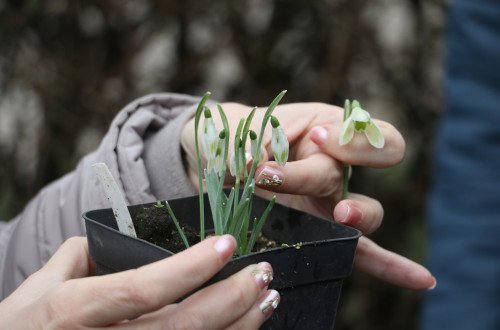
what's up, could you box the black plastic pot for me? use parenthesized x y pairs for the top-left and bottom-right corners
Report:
(84, 193), (361, 329)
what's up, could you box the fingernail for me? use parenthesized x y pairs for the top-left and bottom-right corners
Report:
(213, 235), (235, 261)
(334, 202), (362, 226)
(260, 290), (280, 319)
(256, 166), (283, 187)
(427, 277), (437, 290)
(310, 126), (328, 146)
(252, 262), (274, 290)
(334, 203), (350, 223)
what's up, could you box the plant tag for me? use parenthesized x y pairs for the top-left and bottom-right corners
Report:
(92, 162), (137, 237)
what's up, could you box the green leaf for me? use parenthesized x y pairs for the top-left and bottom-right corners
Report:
(222, 188), (235, 231)
(246, 196), (276, 254)
(165, 201), (190, 249)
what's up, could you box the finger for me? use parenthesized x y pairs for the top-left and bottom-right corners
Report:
(123, 292), (279, 330)
(354, 236), (436, 290)
(56, 235), (236, 327)
(40, 237), (95, 281)
(254, 154), (343, 197)
(310, 122), (406, 167)
(333, 193), (384, 234)
(226, 290), (280, 330)
(165, 262), (275, 330)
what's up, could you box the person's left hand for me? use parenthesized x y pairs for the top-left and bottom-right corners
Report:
(181, 101), (436, 291)
(0, 236), (278, 329)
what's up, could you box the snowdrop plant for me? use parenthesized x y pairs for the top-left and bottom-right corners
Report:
(93, 91), (289, 257)
(339, 99), (384, 199)
(186, 90), (289, 256)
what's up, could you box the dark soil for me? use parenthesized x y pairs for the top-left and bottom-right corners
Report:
(131, 204), (279, 254)
(252, 232), (279, 252)
(132, 204), (199, 253)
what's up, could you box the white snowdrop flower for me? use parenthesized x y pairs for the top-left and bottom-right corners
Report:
(210, 130), (226, 176)
(202, 107), (218, 162)
(339, 106), (384, 149)
(270, 116), (289, 166)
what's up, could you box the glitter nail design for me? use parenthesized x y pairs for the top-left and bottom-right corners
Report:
(260, 290), (280, 315)
(258, 173), (282, 186)
(252, 266), (274, 289)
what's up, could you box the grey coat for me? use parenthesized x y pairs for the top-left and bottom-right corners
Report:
(0, 93), (205, 299)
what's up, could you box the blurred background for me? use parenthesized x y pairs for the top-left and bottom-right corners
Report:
(0, 0), (447, 328)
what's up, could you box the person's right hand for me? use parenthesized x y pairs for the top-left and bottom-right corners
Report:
(0, 236), (278, 329)
(181, 101), (435, 291)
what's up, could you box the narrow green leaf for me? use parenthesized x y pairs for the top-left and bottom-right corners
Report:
(222, 188), (235, 231)
(246, 196), (276, 254)
(228, 197), (251, 237)
(165, 201), (190, 249)
(205, 168), (223, 234)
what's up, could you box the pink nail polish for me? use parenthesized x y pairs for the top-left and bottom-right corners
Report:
(252, 262), (274, 290)
(257, 167), (284, 186)
(260, 290), (280, 318)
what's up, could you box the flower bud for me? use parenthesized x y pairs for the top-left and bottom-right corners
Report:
(270, 116), (289, 166)
(249, 130), (264, 164)
(202, 107), (218, 162)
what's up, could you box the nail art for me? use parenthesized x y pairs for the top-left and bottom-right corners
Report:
(252, 263), (274, 290)
(260, 290), (280, 317)
(257, 167), (283, 186)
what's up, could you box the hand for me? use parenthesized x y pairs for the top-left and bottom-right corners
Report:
(0, 236), (279, 329)
(181, 101), (435, 290)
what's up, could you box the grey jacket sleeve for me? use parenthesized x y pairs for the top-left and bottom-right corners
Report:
(0, 93), (208, 299)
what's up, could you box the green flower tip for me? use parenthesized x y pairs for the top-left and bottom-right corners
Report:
(249, 130), (257, 140)
(339, 101), (385, 149)
(270, 116), (280, 128)
(204, 107), (212, 118)
(219, 130), (226, 139)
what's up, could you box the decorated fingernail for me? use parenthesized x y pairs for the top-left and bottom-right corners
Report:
(259, 290), (280, 318)
(257, 167), (283, 187)
(252, 262), (274, 290)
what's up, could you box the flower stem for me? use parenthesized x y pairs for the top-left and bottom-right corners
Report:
(165, 201), (190, 249)
(194, 92), (212, 241)
(342, 164), (349, 200)
(341, 99), (350, 200)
